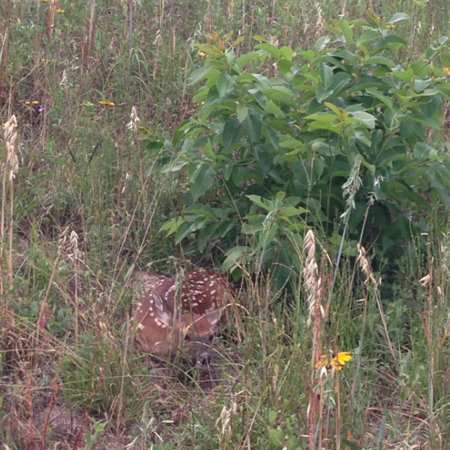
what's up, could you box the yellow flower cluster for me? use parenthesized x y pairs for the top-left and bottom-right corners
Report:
(315, 352), (352, 371)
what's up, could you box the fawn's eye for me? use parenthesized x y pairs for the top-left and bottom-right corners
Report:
(208, 334), (214, 342)
(184, 334), (191, 342)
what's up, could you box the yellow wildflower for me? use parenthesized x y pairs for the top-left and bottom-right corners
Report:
(444, 67), (450, 76)
(198, 51), (206, 57)
(315, 351), (353, 371)
(56, 8), (64, 13)
(99, 100), (115, 107)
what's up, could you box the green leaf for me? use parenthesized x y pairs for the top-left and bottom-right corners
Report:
(414, 142), (433, 161)
(357, 30), (380, 47)
(217, 73), (235, 98)
(349, 75), (389, 92)
(413, 78), (433, 93)
(189, 66), (219, 86)
(388, 12), (411, 24)
(243, 111), (263, 144)
(254, 43), (281, 59)
(314, 36), (330, 53)
(269, 428), (284, 446)
(397, 113), (439, 129)
(363, 56), (396, 67)
(299, 50), (315, 61)
(264, 86), (296, 106)
(350, 111), (376, 129)
(223, 119), (242, 151)
(329, 49), (359, 67)
(189, 165), (216, 201)
(159, 217), (185, 236)
(329, 72), (351, 95)
(278, 58), (294, 74)
(236, 51), (260, 69)
(338, 19), (353, 44)
(246, 88), (267, 110)
(280, 46), (293, 61)
(279, 206), (308, 217)
(319, 63), (334, 89)
(247, 195), (270, 210)
(236, 104), (249, 123)
(222, 246), (253, 272)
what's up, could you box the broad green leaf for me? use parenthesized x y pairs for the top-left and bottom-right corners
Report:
(390, 70), (414, 82)
(397, 113), (439, 129)
(319, 63), (334, 89)
(223, 162), (233, 180)
(189, 165), (216, 201)
(246, 88), (267, 110)
(349, 75), (389, 92)
(175, 217), (205, 244)
(159, 217), (185, 236)
(329, 72), (351, 95)
(278, 58), (294, 74)
(236, 51), (260, 69)
(252, 35), (270, 43)
(279, 206), (308, 217)
(299, 50), (315, 61)
(324, 101), (344, 117)
(388, 12), (411, 24)
(413, 78), (433, 93)
(351, 111), (376, 129)
(410, 60), (429, 78)
(223, 118), (242, 151)
(280, 46), (293, 61)
(366, 87), (393, 108)
(243, 111), (263, 144)
(254, 43), (281, 59)
(264, 86), (296, 106)
(363, 56), (396, 67)
(265, 100), (285, 116)
(222, 246), (253, 272)
(414, 142), (433, 161)
(338, 19), (353, 44)
(247, 195), (270, 210)
(314, 35), (330, 53)
(217, 73), (235, 98)
(357, 30), (380, 47)
(236, 104), (249, 123)
(441, 54), (450, 68)
(189, 66), (220, 86)
(329, 49), (359, 67)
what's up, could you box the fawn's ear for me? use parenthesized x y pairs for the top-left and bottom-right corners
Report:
(203, 307), (225, 326)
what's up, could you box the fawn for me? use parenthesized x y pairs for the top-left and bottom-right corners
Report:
(133, 270), (235, 364)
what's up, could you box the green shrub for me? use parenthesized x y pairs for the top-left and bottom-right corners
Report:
(150, 13), (450, 287)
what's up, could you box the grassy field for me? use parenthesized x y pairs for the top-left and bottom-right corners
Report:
(1, 0), (450, 449)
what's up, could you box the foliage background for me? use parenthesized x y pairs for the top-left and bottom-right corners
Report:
(0, 0), (450, 449)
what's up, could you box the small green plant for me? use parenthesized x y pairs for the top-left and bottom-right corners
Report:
(85, 417), (107, 450)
